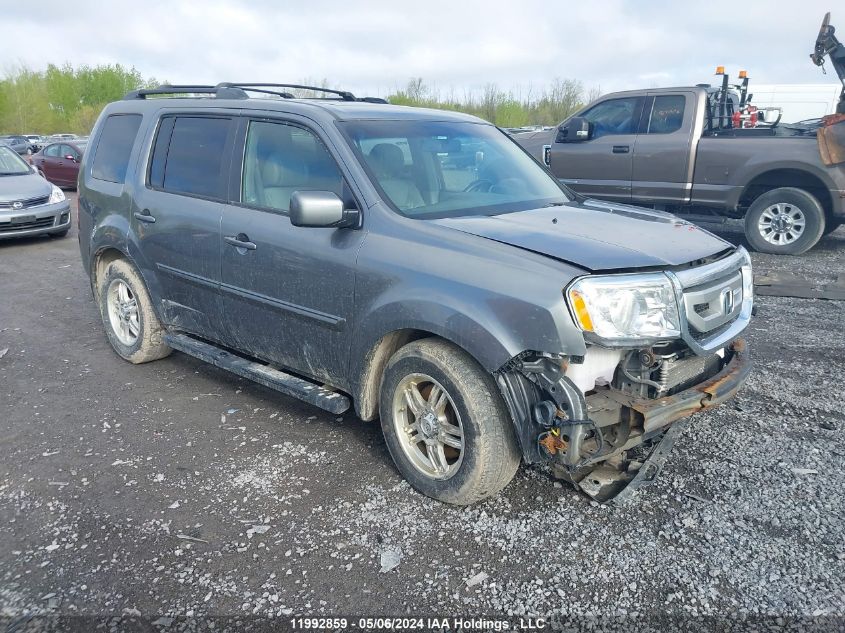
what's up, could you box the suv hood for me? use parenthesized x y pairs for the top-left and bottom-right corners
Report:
(0, 173), (52, 203)
(431, 199), (733, 271)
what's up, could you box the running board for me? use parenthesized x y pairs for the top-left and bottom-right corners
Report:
(163, 332), (351, 414)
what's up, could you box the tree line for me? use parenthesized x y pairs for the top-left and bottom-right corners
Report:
(0, 65), (596, 135)
(0, 64), (158, 135)
(388, 77), (599, 128)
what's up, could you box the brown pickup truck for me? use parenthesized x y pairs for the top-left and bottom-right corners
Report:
(515, 85), (845, 254)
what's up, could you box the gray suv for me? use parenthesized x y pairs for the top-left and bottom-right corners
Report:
(78, 83), (753, 505)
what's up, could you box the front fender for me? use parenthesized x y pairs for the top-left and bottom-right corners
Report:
(349, 287), (586, 387)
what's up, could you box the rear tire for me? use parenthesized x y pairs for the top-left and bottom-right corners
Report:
(744, 187), (825, 255)
(98, 259), (171, 364)
(379, 338), (520, 505)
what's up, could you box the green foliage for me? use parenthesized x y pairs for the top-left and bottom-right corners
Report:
(0, 63), (158, 134)
(0, 68), (592, 135)
(386, 77), (591, 127)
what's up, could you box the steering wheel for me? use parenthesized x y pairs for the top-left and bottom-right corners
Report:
(463, 179), (493, 193)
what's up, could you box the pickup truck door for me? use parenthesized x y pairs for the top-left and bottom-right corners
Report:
(219, 116), (364, 388)
(548, 95), (644, 202)
(631, 92), (697, 203)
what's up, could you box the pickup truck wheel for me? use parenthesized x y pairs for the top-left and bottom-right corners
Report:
(744, 188), (825, 255)
(98, 259), (171, 364)
(379, 339), (520, 505)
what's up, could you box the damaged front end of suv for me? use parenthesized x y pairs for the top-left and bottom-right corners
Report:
(496, 248), (753, 503)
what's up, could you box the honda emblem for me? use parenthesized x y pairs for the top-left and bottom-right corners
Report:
(12, 201), (23, 210)
(720, 287), (735, 315)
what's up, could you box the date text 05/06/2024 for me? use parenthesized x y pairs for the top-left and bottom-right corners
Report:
(289, 616), (548, 630)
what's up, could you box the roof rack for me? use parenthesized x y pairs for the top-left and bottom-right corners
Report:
(217, 82), (357, 101)
(123, 82), (389, 104)
(123, 85), (248, 100)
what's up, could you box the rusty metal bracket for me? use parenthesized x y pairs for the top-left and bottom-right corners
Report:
(561, 419), (688, 504)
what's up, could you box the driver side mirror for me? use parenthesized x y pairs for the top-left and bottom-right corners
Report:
(555, 117), (592, 143)
(64, 155), (76, 162)
(289, 191), (359, 229)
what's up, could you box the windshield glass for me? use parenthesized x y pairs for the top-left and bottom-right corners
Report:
(0, 146), (31, 175)
(340, 120), (569, 219)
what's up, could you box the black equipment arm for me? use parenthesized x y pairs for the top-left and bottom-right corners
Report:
(811, 12), (845, 114)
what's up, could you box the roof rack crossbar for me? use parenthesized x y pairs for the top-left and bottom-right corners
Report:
(123, 85), (248, 100)
(217, 82), (357, 101)
(122, 82), (389, 104)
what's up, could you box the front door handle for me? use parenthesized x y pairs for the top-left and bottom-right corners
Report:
(612, 145), (630, 154)
(224, 234), (257, 250)
(134, 210), (156, 223)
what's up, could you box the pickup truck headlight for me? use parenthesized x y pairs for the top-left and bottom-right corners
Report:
(48, 185), (65, 204)
(566, 273), (681, 343)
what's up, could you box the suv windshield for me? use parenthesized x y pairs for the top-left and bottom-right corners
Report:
(340, 120), (569, 219)
(0, 146), (31, 175)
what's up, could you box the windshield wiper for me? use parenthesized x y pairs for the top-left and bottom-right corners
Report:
(543, 201), (567, 207)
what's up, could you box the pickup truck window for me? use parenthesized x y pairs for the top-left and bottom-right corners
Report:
(241, 120), (344, 212)
(582, 97), (643, 138)
(646, 95), (685, 134)
(341, 120), (569, 219)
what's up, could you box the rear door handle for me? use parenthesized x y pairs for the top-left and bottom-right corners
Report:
(134, 210), (156, 223)
(612, 145), (630, 154)
(224, 234), (257, 251)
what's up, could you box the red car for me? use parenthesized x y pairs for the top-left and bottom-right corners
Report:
(31, 141), (87, 188)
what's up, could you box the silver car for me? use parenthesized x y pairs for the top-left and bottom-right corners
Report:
(0, 146), (72, 240)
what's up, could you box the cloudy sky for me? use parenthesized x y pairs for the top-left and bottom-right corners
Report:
(4, 0), (841, 97)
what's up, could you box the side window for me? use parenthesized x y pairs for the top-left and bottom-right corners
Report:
(583, 97), (642, 138)
(59, 145), (73, 159)
(647, 95), (685, 134)
(150, 116), (232, 199)
(91, 114), (143, 183)
(45, 144), (61, 158)
(241, 120), (343, 212)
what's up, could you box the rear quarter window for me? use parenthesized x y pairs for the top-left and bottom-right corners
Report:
(91, 114), (143, 183)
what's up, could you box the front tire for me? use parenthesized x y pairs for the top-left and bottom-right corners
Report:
(744, 187), (825, 255)
(98, 259), (171, 364)
(379, 339), (520, 505)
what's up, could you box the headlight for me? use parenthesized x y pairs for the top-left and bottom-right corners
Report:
(566, 273), (681, 343)
(49, 185), (65, 204)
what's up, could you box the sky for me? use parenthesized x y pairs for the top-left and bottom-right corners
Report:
(3, 0), (842, 98)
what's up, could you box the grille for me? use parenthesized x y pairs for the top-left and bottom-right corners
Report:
(0, 217), (55, 232)
(681, 271), (743, 334)
(0, 195), (50, 210)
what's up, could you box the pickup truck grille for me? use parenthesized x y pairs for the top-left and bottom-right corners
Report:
(0, 195), (50, 210)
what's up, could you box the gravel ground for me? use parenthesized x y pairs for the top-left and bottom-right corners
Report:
(1, 195), (843, 631)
